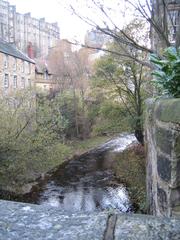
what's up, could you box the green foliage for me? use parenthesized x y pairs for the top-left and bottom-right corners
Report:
(92, 101), (131, 135)
(92, 36), (149, 143)
(51, 91), (84, 138)
(36, 94), (69, 140)
(150, 47), (180, 98)
(0, 90), (71, 190)
(113, 144), (146, 213)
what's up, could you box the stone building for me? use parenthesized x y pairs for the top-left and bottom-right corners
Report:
(0, 0), (60, 58)
(0, 39), (35, 95)
(35, 60), (58, 95)
(84, 29), (110, 48)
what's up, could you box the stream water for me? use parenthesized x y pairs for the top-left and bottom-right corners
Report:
(30, 134), (136, 213)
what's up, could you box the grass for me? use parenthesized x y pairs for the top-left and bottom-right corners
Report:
(113, 143), (147, 213)
(69, 135), (111, 155)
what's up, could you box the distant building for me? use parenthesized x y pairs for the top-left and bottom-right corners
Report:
(35, 60), (58, 95)
(0, 0), (60, 58)
(84, 29), (110, 48)
(0, 39), (35, 95)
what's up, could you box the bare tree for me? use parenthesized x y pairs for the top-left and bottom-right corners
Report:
(68, 0), (180, 64)
(47, 40), (92, 138)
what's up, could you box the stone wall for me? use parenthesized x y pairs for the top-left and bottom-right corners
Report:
(0, 200), (180, 240)
(145, 98), (180, 217)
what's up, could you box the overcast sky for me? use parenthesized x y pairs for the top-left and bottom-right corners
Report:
(8, 0), (130, 42)
(8, 0), (91, 41)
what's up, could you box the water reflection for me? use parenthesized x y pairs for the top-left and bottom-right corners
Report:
(40, 181), (130, 212)
(36, 134), (136, 213)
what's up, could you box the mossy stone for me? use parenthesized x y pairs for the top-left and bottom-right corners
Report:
(157, 186), (168, 214)
(156, 127), (173, 155)
(155, 99), (180, 123)
(157, 154), (171, 182)
(175, 136), (180, 160)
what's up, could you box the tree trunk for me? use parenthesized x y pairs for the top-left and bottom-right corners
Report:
(135, 119), (144, 145)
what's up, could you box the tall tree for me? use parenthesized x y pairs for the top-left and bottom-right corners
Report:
(48, 40), (92, 138)
(93, 45), (149, 144)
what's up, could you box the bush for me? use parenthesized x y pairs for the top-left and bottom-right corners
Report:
(150, 47), (180, 97)
(92, 101), (131, 135)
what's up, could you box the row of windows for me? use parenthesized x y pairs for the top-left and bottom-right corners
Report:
(3, 55), (31, 74)
(3, 74), (31, 89)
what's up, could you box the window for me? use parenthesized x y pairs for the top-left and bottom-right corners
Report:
(44, 71), (48, 80)
(13, 75), (17, 88)
(21, 60), (24, 73)
(64, 52), (70, 59)
(21, 77), (25, 88)
(4, 54), (8, 68)
(13, 58), (17, 71)
(28, 63), (31, 74)
(4, 74), (9, 88)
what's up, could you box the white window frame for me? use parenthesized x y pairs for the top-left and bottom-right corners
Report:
(21, 77), (25, 88)
(4, 54), (8, 69)
(13, 75), (17, 89)
(4, 74), (9, 89)
(13, 58), (17, 71)
(28, 63), (31, 74)
(21, 60), (25, 73)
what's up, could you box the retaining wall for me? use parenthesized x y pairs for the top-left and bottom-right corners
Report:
(145, 98), (180, 217)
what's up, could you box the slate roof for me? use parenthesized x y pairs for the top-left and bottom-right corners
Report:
(0, 40), (35, 64)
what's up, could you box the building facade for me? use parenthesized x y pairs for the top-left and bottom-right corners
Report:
(0, 40), (35, 95)
(0, 0), (60, 58)
(35, 60), (58, 95)
(84, 29), (110, 48)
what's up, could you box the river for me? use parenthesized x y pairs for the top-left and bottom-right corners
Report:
(27, 134), (136, 213)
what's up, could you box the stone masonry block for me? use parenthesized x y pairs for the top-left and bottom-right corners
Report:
(155, 99), (180, 123)
(157, 154), (171, 182)
(156, 127), (173, 156)
(175, 135), (180, 160)
(170, 187), (180, 208)
(171, 160), (180, 187)
(157, 185), (168, 215)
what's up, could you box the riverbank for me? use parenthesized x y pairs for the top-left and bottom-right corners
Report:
(113, 143), (146, 213)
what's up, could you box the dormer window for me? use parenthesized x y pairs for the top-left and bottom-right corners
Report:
(4, 55), (8, 69)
